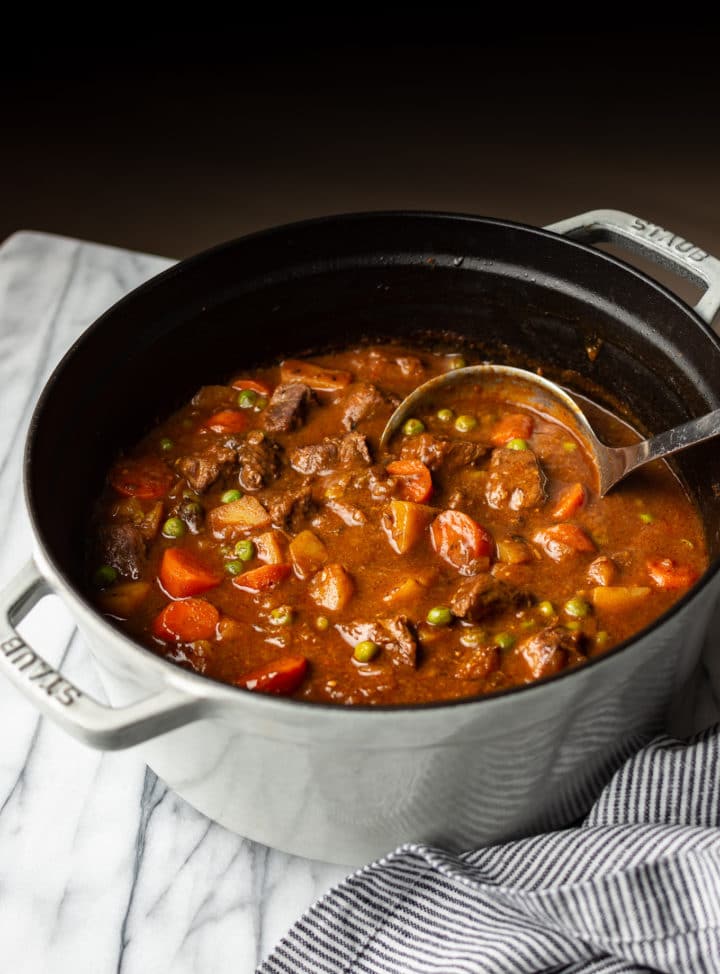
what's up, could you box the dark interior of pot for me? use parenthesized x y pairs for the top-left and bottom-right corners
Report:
(27, 213), (720, 591)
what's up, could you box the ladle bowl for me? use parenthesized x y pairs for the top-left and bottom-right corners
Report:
(380, 365), (720, 496)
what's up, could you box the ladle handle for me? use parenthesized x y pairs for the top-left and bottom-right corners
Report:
(546, 209), (720, 328)
(619, 408), (720, 481)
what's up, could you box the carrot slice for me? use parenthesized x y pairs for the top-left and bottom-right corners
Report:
(430, 510), (494, 572)
(490, 413), (534, 447)
(280, 359), (352, 391)
(533, 524), (595, 562)
(236, 655), (308, 695)
(204, 409), (248, 433)
(110, 457), (173, 499)
(152, 598), (220, 642)
(230, 378), (273, 396)
(159, 548), (223, 598)
(551, 483), (586, 521)
(233, 563), (292, 592)
(647, 558), (700, 590)
(386, 459), (433, 503)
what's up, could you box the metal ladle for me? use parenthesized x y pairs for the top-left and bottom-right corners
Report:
(379, 365), (720, 496)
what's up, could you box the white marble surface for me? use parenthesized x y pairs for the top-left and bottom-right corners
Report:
(0, 232), (349, 974)
(2, 230), (720, 974)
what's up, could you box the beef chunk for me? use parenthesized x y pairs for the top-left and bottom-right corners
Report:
(381, 615), (417, 668)
(336, 615), (417, 668)
(400, 434), (486, 472)
(506, 626), (584, 682)
(290, 433), (372, 475)
(485, 447), (547, 513)
(237, 431), (281, 492)
(191, 385), (238, 411)
(338, 432), (372, 466)
(325, 499), (367, 526)
(450, 574), (529, 623)
(176, 498), (205, 534)
(340, 382), (396, 431)
(454, 644), (500, 681)
(96, 523), (146, 580)
(263, 481), (314, 529)
(176, 444), (237, 493)
(263, 383), (313, 433)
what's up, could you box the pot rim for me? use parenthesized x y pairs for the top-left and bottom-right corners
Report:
(24, 209), (720, 718)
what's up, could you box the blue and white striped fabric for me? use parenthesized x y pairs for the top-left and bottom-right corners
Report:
(260, 724), (720, 973)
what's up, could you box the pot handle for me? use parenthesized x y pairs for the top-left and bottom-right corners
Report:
(545, 208), (720, 327)
(0, 560), (207, 750)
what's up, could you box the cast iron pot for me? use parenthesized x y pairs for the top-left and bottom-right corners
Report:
(2, 209), (720, 865)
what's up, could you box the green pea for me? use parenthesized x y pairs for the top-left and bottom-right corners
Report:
(563, 596), (591, 619)
(182, 488), (198, 500)
(494, 632), (515, 650)
(402, 418), (425, 436)
(537, 600), (555, 619)
(234, 539), (255, 562)
(221, 489), (242, 504)
(315, 615), (330, 632)
(565, 620), (582, 631)
(639, 512), (654, 524)
(448, 355), (466, 370)
(162, 517), (185, 539)
(426, 606), (453, 627)
(596, 630), (610, 647)
(159, 437), (174, 452)
(454, 414), (477, 433)
(506, 438), (528, 451)
(224, 560), (245, 576)
(563, 441), (577, 452)
(354, 640), (380, 663)
(255, 395), (269, 410)
(237, 389), (258, 409)
(437, 408), (454, 423)
(269, 605), (294, 626)
(520, 619), (535, 630)
(93, 565), (118, 589)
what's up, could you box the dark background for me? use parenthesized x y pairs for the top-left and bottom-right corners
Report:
(2, 24), (719, 262)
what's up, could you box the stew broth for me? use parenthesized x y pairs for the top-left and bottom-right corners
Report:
(90, 344), (708, 704)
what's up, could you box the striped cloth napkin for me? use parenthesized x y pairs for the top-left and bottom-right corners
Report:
(260, 613), (720, 974)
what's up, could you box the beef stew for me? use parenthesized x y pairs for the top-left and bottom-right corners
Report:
(90, 344), (708, 705)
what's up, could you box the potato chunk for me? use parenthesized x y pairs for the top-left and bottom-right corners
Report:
(381, 499), (434, 555)
(308, 563), (354, 612)
(208, 496), (270, 538)
(591, 586), (650, 611)
(255, 530), (288, 565)
(97, 581), (151, 619)
(289, 529), (328, 579)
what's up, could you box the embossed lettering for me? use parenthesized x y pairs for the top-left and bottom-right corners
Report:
(1, 635), (24, 656)
(1, 634), (82, 705)
(28, 662), (55, 682)
(38, 674), (65, 694)
(58, 685), (82, 705)
(11, 647), (38, 671)
(630, 219), (707, 263)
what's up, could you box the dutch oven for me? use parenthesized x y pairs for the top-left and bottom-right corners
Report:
(1, 209), (719, 864)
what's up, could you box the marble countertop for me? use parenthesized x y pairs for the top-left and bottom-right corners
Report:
(0, 232), (350, 974)
(2, 230), (719, 974)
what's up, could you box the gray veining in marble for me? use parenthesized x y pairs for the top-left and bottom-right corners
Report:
(1, 231), (719, 974)
(0, 232), (349, 974)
